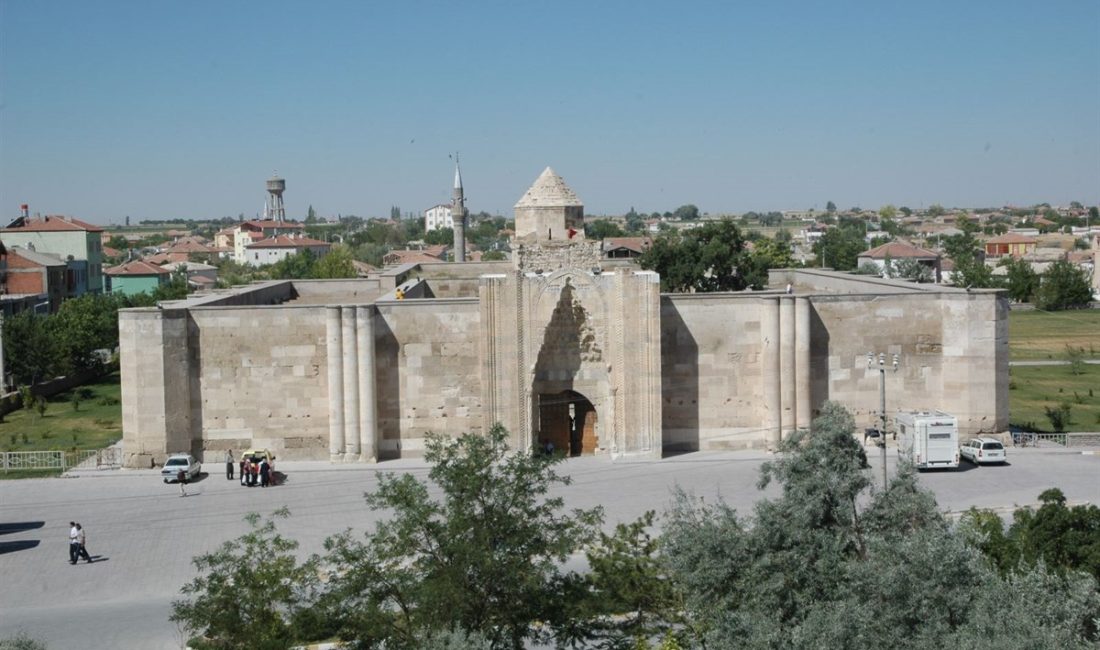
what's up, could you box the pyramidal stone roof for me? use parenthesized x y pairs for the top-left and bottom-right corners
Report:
(514, 167), (582, 208)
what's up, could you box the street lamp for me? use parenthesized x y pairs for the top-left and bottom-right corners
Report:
(868, 351), (900, 489)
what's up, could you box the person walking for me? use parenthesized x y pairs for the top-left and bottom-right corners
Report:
(68, 522), (80, 565)
(177, 468), (188, 496)
(259, 458), (270, 488)
(75, 523), (92, 563)
(225, 449), (234, 480)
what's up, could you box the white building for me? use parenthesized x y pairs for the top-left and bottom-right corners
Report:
(425, 204), (453, 231)
(242, 234), (332, 267)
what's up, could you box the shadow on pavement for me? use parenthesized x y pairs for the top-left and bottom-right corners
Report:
(0, 521), (45, 536)
(0, 539), (40, 554)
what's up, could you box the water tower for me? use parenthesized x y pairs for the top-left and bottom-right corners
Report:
(266, 175), (286, 220)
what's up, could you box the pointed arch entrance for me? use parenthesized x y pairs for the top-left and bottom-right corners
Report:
(537, 390), (598, 456)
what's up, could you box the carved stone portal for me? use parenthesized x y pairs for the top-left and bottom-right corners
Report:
(479, 264), (661, 459)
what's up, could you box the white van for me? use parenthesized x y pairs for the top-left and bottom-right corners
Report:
(895, 410), (959, 470)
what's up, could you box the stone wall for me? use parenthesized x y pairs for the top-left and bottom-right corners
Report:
(513, 241), (602, 274)
(374, 298), (484, 455)
(187, 305), (330, 461)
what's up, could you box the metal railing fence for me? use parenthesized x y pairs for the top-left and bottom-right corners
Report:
(1, 448), (122, 471)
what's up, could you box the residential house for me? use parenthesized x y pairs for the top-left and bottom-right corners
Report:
(105, 260), (170, 296)
(856, 241), (942, 282)
(159, 240), (217, 264)
(243, 234), (331, 267)
(4, 246), (67, 312)
(161, 261), (218, 290)
(984, 233), (1037, 259)
(0, 215), (104, 295)
(230, 220), (304, 264)
(602, 236), (652, 259)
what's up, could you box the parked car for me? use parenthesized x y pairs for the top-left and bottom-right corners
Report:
(959, 438), (1007, 465)
(162, 454), (202, 483)
(240, 448), (274, 463)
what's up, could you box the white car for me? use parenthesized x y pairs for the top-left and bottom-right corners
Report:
(162, 454), (202, 482)
(959, 438), (1006, 466)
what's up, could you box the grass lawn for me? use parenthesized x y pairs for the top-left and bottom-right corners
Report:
(1009, 308), (1100, 361)
(1009, 364), (1100, 433)
(0, 372), (123, 453)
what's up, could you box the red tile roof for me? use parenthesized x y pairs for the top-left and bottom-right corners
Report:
(2, 215), (103, 233)
(246, 234), (330, 249)
(240, 220), (303, 231)
(105, 260), (170, 276)
(859, 241), (939, 259)
(985, 233), (1038, 244)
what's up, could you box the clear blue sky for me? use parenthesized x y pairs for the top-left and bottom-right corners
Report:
(1, 1), (1097, 224)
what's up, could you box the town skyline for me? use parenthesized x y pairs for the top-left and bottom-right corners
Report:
(1, 1), (1097, 224)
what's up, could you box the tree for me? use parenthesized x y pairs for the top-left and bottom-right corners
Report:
(1045, 402), (1073, 432)
(1034, 259), (1092, 311)
(171, 508), (321, 649)
(927, 204), (946, 217)
(311, 245), (356, 279)
(662, 402), (1100, 648)
(2, 310), (59, 385)
(673, 204), (700, 221)
(268, 250), (317, 280)
(639, 219), (761, 292)
(305, 205), (318, 224)
(585, 219), (626, 240)
(812, 225), (866, 271)
(878, 204), (897, 220)
(826, 201), (837, 213)
(887, 258), (933, 283)
(423, 227), (454, 246)
(481, 250), (506, 261)
(314, 425), (603, 649)
(1003, 257), (1039, 303)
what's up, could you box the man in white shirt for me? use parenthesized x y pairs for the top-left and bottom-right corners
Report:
(68, 522), (80, 564)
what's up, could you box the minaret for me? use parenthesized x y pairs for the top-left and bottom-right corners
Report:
(452, 155), (467, 262)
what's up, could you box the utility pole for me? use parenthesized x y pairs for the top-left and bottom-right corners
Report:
(868, 351), (899, 489)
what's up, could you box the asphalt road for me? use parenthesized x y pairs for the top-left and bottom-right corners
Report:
(1, 447), (1097, 650)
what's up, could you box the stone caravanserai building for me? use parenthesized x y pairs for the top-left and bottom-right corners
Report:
(120, 168), (1008, 467)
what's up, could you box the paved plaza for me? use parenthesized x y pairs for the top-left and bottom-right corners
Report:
(1, 447), (1098, 650)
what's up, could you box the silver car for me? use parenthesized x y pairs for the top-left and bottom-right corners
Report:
(162, 454), (202, 482)
(959, 438), (1006, 465)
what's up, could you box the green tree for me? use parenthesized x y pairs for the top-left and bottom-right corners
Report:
(1034, 259), (1092, 311)
(310, 245), (356, 279)
(585, 219), (626, 240)
(171, 508), (321, 650)
(878, 204), (898, 220)
(826, 200), (837, 213)
(673, 204), (700, 221)
(481, 250), (506, 261)
(812, 225), (866, 271)
(314, 425), (603, 649)
(571, 510), (689, 647)
(662, 402), (1100, 648)
(639, 219), (761, 292)
(927, 204), (946, 217)
(1003, 257), (1039, 303)
(1045, 402), (1073, 432)
(268, 250), (317, 279)
(305, 205), (318, 224)
(423, 227), (454, 246)
(2, 310), (59, 385)
(887, 258), (933, 283)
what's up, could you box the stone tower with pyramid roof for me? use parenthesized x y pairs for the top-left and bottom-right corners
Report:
(511, 167), (602, 273)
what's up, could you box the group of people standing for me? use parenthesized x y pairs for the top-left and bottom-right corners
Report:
(68, 522), (91, 564)
(226, 450), (275, 487)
